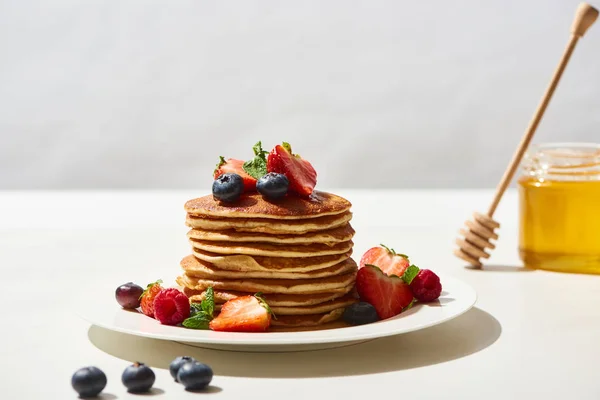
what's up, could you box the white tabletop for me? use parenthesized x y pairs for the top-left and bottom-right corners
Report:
(2, 189), (599, 399)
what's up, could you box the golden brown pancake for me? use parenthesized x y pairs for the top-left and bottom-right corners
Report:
(270, 309), (345, 327)
(186, 224), (355, 245)
(176, 267), (357, 294)
(185, 191), (351, 219)
(181, 255), (357, 280)
(184, 287), (355, 307)
(192, 249), (352, 272)
(189, 238), (353, 257)
(185, 211), (352, 234)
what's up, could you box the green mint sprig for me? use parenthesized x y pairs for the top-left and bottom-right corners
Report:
(242, 141), (269, 179)
(183, 287), (215, 329)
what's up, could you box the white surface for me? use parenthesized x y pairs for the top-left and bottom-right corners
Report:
(77, 274), (476, 351)
(2, 189), (600, 399)
(2, 0), (600, 189)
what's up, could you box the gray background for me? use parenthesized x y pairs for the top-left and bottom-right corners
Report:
(1, 0), (598, 190)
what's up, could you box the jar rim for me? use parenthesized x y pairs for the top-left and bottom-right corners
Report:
(522, 142), (600, 181)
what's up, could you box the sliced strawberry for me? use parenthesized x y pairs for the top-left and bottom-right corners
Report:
(214, 157), (257, 191)
(139, 279), (163, 318)
(359, 244), (410, 277)
(355, 265), (414, 320)
(209, 295), (272, 332)
(267, 143), (317, 197)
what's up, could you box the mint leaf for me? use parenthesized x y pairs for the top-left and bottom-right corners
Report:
(242, 141), (268, 179)
(182, 313), (212, 330)
(402, 265), (420, 284)
(214, 156), (226, 175)
(201, 287), (214, 318)
(190, 303), (203, 317)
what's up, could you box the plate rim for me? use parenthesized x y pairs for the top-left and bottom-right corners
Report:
(78, 274), (477, 346)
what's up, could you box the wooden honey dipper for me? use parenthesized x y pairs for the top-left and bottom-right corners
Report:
(454, 2), (599, 268)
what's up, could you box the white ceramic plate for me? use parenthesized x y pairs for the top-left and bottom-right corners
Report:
(78, 274), (476, 352)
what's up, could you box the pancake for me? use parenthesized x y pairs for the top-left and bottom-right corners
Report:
(184, 286), (355, 307)
(185, 190), (351, 219)
(189, 238), (353, 257)
(192, 249), (352, 272)
(186, 211), (352, 234)
(176, 268), (357, 294)
(270, 308), (345, 327)
(181, 255), (357, 280)
(186, 224), (355, 245)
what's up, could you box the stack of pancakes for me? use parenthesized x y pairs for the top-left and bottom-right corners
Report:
(176, 191), (358, 329)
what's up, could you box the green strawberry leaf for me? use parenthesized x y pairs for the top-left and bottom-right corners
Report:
(243, 141), (268, 179)
(214, 156), (226, 175)
(380, 243), (408, 259)
(182, 313), (212, 330)
(404, 298), (416, 311)
(139, 279), (162, 300)
(282, 142), (293, 153)
(254, 292), (277, 320)
(401, 265), (420, 284)
(201, 287), (214, 318)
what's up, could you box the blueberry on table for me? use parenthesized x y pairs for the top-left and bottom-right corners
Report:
(342, 302), (379, 325)
(71, 366), (107, 398)
(121, 362), (155, 393)
(115, 282), (144, 309)
(177, 361), (213, 391)
(169, 356), (197, 381)
(212, 173), (244, 202)
(256, 172), (289, 200)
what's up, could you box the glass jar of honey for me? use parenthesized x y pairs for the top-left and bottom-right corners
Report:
(518, 143), (600, 274)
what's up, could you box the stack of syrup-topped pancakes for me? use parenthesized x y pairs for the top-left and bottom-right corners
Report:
(176, 190), (358, 328)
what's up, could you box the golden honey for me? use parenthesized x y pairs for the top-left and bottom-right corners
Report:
(518, 143), (600, 274)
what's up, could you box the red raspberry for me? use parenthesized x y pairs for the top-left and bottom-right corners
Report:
(410, 269), (442, 302)
(153, 288), (191, 325)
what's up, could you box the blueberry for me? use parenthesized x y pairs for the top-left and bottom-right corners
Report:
(342, 302), (379, 325)
(177, 361), (213, 391)
(169, 356), (196, 381)
(212, 173), (244, 202)
(256, 172), (289, 200)
(71, 366), (107, 398)
(121, 362), (155, 393)
(115, 282), (144, 309)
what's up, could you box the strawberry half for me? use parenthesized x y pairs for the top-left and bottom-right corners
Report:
(355, 265), (414, 320)
(267, 143), (317, 197)
(209, 295), (272, 332)
(359, 244), (410, 277)
(214, 157), (257, 191)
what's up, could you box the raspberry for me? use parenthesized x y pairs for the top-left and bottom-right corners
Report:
(153, 288), (191, 325)
(409, 269), (442, 302)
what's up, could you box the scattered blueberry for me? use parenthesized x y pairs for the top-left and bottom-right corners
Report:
(342, 302), (379, 325)
(121, 362), (155, 393)
(71, 366), (107, 398)
(177, 361), (213, 391)
(115, 282), (144, 309)
(212, 173), (244, 202)
(169, 356), (196, 381)
(256, 172), (289, 200)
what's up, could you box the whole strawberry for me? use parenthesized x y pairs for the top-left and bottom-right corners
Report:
(139, 280), (163, 318)
(410, 269), (442, 302)
(153, 288), (191, 325)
